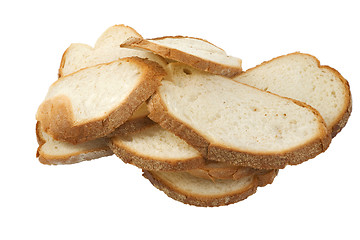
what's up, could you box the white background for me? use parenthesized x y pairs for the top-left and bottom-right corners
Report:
(1, 0), (359, 239)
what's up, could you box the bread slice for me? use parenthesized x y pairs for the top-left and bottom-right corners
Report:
(147, 63), (331, 169)
(121, 36), (242, 77)
(37, 57), (166, 144)
(109, 124), (205, 171)
(36, 122), (112, 165)
(59, 24), (167, 77)
(233, 52), (352, 137)
(142, 169), (278, 207)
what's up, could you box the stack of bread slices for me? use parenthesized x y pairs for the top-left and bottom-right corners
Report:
(36, 25), (352, 207)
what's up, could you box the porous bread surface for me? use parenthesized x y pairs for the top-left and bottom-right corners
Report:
(47, 60), (144, 124)
(59, 25), (167, 77)
(147, 37), (241, 68)
(158, 63), (328, 153)
(234, 53), (351, 137)
(112, 125), (201, 160)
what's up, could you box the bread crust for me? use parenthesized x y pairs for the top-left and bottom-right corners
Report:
(142, 169), (278, 207)
(147, 89), (331, 169)
(36, 121), (113, 165)
(108, 136), (205, 171)
(147, 94), (209, 156)
(243, 52), (352, 138)
(37, 57), (166, 144)
(121, 36), (242, 78)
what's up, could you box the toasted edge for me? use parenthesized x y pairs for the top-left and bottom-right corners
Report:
(37, 57), (166, 144)
(243, 52), (352, 138)
(147, 89), (331, 169)
(142, 169), (278, 207)
(121, 36), (242, 78)
(36, 121), (113, 165)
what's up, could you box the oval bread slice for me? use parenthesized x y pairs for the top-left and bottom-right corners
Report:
(109, 124), (205, 171)
(147, 63), (331, 169)
(36, 122), (112, 165)
(142, 169), (278, 207)
(233, 52), (352, 137)
(121, 36), (242, 77)
(37, 57), (166, 144)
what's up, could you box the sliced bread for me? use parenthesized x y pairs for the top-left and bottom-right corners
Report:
(147, 63), (331, 169)
(109, 124), (205, 171)
(233, 52), (351, 137)
(37, 57), (166, 144)
(121, 36), (242, 77)
(143, 169), (278, 207)
(36, 122), (112, 165)
(59, 24), (167, 77)
(109, 122), (263, 178)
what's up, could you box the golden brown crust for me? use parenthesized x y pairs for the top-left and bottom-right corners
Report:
(147, 89), (331, 169)
(58, 45), (70, 78)
(108, 134), (205, 171)
(256, 169), (279, 187)
(121, 36), (242, 78)
(142, 169), (278, 207)
(243, 52), (352, 138)
(37, 57), (166, 144)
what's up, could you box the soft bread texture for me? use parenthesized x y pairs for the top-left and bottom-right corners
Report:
(59, 25), (167, 77)
(37, 57), (166, 144)
(58, 25), (166, 125)
(143, 169), (278, 207)
(233, 52), (352, 137)
(121, 36), (242, 77)
(36, 122), (112, 165)
(147, 63), (331, 169)
(109, 124), (205, 171)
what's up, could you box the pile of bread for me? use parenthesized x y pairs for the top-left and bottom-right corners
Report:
(36, 25), (352, 207)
